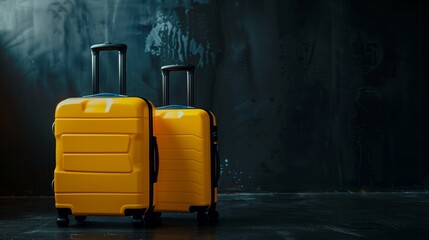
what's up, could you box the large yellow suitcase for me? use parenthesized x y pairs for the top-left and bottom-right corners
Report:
(53, 43), (158, 227)
(154, 65), (219, 224)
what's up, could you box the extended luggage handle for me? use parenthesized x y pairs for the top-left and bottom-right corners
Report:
(161, 64), (195, 107)
(91, 42), (127, 95)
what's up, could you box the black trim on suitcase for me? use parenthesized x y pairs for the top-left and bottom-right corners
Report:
(203, 110), (218, 205)
(141, 98), (157, 212)
(188, 109), (218, 212)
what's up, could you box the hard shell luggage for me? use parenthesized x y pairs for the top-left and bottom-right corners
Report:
(53, 43), (158, 227)
(154, 65), (219, 224)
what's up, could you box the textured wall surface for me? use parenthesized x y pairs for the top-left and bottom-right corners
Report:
(0, 0), (428, 195)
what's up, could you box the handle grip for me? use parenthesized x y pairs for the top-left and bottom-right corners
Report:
(90, 42), (127, 95)
(161, 65), (195, 72)
(152, 137), (159, 183)
(161, 64), (195, 107)
(91, 43), (127, 53)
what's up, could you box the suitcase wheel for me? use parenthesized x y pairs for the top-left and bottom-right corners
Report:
(132, 214), (144, 228)
(56, 208), (71, 227)
(56, 216), (69, 227)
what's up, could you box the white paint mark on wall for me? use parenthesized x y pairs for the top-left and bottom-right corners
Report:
(144, 11), (215, 67)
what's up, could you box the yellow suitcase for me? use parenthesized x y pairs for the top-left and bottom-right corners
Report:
(154, 65), (219, 224)
(53, 43), (158, 227)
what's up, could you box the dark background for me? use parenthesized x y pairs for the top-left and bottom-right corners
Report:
(0, 0), (428, 195)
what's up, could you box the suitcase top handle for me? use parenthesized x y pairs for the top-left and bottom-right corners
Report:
(161, 64), (195, 107)
(90, 42), (127, 95)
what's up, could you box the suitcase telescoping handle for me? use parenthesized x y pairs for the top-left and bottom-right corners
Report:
(161, 64), (195, 107)
(90, 43), (127, 95)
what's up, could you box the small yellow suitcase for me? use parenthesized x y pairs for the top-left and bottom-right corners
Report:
(154, 65), (219, 224)
(53, 43), (158, 227)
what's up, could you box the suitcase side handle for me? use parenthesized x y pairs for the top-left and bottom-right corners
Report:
(152, 136), (159, 183)
(161, 64), (195, 107)
(90, 42), (127, 95)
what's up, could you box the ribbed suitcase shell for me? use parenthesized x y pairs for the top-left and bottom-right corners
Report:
(154, 108), (217, 212)
(54, 97), (155, 216)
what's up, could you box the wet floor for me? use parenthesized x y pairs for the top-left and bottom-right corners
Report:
(1, 192), (429, 239)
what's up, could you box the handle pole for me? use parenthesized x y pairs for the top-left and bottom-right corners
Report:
(187, 71), (194, 107)
(92, 52), (99, 94)
(162, 71), (170, 106)
(118, 52), (126, 95)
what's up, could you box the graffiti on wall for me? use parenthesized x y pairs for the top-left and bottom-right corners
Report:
(144, 2), (219, 67)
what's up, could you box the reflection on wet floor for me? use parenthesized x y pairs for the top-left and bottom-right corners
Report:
(1, 192), (429, 239)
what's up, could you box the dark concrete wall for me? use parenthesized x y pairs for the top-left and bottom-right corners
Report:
(1, 0), (428, 195)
